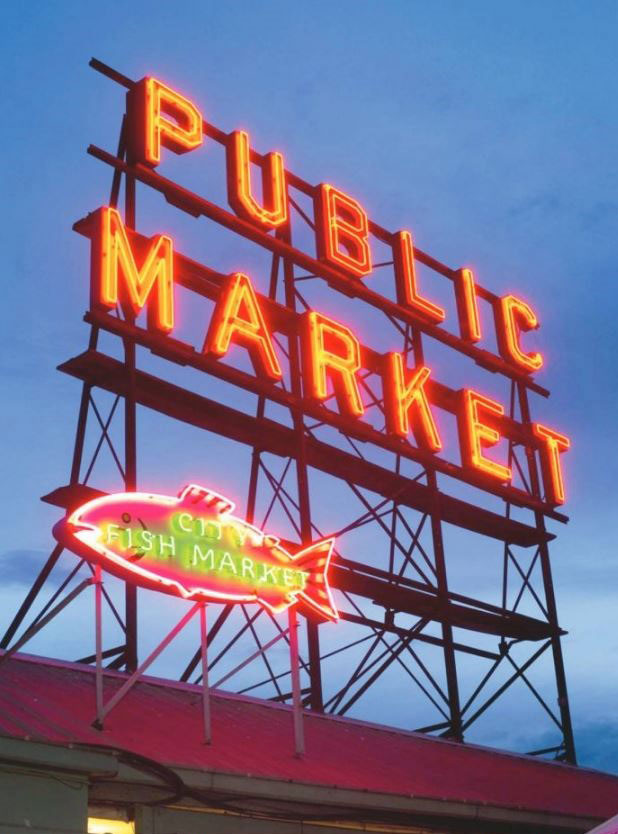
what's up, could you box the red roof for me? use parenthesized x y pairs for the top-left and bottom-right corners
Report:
(1, 652), (617, 822)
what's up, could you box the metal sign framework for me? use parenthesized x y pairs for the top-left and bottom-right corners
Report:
(1, 58), (576, 763)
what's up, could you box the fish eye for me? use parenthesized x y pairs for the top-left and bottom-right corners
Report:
(121, 512), (131, 524)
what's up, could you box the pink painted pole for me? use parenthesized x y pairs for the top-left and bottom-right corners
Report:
(288, 607), (304, 757)
(200, 603), (212, 744)
(94, 565), (103, 727)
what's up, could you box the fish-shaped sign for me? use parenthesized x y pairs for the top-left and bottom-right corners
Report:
(53, 484), (338, 621)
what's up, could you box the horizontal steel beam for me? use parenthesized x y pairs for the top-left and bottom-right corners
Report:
(333, 565), (557, 641)
(338, 612), (500, 660)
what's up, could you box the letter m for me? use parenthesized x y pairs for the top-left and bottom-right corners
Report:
(92, 206), (174, 333)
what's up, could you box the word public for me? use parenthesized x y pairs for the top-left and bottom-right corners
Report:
(91, 77), (570, 505)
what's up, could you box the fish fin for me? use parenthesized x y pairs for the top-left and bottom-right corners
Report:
(294, 538), (338, 621)
(177, 484), (235, 515)
(257, 588), (294, 615)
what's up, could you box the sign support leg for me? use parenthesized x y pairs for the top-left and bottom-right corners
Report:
(94, 602), (201, 727)
(280, 226), (323, 713)
(94, 565), (104, 728)
(200, 603), (212, 745)
(411, 327), (463, 740)
(517, 382), (576, 763)
(123, 168), (138, 675)
(288, 607), (304, 757)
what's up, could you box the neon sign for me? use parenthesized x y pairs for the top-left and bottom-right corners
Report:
(122, 74), (542, 375)
(77, 74), (573, 508)
(54, 484), (338, 621)
(33, 59), (576, 758)
(227, 130), (288, 228)
(127, 77), (203, 167)
(85, 202), (570, 504)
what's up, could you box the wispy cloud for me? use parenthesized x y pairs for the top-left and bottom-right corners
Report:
(0, 549), (73, 587)
(575, 721), (618, 774)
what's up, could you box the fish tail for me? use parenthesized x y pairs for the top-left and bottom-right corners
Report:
(294, 539), (338, 621)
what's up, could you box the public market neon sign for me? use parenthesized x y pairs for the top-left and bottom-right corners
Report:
(54, 484), (338, 620)
(87, 75), (571, 506)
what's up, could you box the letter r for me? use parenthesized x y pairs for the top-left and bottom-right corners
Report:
(301, 310), (364, 417)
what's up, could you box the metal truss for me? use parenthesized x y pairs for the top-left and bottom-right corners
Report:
(1, 58), (576, 765)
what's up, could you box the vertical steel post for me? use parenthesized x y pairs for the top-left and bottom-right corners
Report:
(246, 252), (280, 525)
(517, 382), (576, 763)
(427, 482), (463, 740)
(501, 381), (517, 617)
(411, 329), (463, 740)
(69, 325), (100, 485)
(288, 606), (304, 756)
(123, 171), (138, 673)
(94, 565), (104, 727)
(200, 604), (212, 744)
(280, 227), (323, 711)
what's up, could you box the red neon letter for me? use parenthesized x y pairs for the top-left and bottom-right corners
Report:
(393, 231), (445, 324)
(533, 423), (570, 505)
(315, 184), (372, 278)
(93, 206), (174, 333)
(458, 390), (511, 482)
(384, 354), (441, 451)
(301, 311), (364, 417)
(496, 295), (543, 373)
(204, 272), (282, 380)
(127, 77), (203, 167)
(227, 130), (288, 228)
(454, 268), (481, 343)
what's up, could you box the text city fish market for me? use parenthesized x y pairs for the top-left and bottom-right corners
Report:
(104, 520), (309, 589)
(89, 76), (570, 506)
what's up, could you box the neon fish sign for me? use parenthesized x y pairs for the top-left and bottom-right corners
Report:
(53, 484), (338, 621)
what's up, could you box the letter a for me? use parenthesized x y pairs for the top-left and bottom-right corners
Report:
(204, 272), (282, 380)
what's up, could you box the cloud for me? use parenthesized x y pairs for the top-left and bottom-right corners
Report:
(0, 549), (75, 587)
(527, 720), (618, 775)
(575, 721), (618, 775)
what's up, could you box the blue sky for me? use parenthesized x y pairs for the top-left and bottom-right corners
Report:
(2, 1), (618, 772)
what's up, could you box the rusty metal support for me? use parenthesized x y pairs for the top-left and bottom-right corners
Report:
(123, 161), (138, 674)
(94, 602), (201, 729)
(517, 382), (576, 763)
(281, 225), (324, 712)
(199, 604), (212, 745)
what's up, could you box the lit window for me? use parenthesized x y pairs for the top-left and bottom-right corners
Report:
(88, 818), (134, 834)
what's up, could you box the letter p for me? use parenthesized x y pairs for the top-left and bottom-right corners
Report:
(127, 77), (203, 167)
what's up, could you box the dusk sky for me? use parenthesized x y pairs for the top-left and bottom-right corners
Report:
(2, 2), (618, 773)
